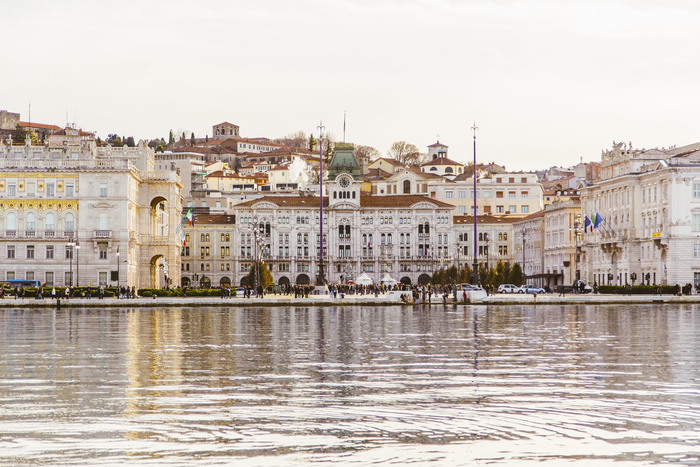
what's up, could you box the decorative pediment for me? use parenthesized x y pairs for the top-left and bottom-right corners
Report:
(330, 201), (359, 210)
(251, 201), (278, 210)
(411, 201), (439, 210)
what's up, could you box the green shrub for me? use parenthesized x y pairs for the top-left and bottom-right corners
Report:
(598, 284), (676, 295)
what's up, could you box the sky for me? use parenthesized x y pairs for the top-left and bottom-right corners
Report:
(3, 0), (700, 171)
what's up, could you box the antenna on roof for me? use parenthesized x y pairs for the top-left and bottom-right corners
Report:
(343, 110), (346, 143)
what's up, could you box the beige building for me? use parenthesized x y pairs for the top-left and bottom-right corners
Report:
(0, 137), (182, 289)
(543, 199), (582, 288)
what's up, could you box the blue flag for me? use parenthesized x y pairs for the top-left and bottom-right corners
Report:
(594, 213), (603, 229)
(584, 215), (592, 233)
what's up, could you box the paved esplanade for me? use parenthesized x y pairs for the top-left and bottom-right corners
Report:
(1, 293), (700, 308)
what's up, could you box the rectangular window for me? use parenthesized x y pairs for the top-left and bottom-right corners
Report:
(27, 182), (35, 196)
(521, 206), (529, 213)
(694, 214), (700, 232)
(45, 271), (54, 286)
(496, 191), (503, 198)
(496, 206), (504, 213)
(27, 245), (34, 259)
(521, 191), (528, 198)
(65, 271), (72, 286)
(7, 245), (15, 259)
(99, 272), (107, 286)
(508, 191), (516, 198)
(65, 247), (73, 259)
(6, 271), (15, 280)
(694, 244), (700, 258)
(509, 205), (516, 213)
(26, 271), (34, 281)
(99, 245), (108, 259)
(458, 191), (466, 198)
(100, 183), (108, 197)
(66, 184), (74, 197)
(46, 183), (55, 197)
(694, 183), (700, 198)
(46, 245), (54, 259)
(445, 191), (453, 199)
(8, 183), (16, 196)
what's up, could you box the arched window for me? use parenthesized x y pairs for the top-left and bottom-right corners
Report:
(65, 213), (75, 232)
(26, 213), (36, 231)
(403, 180), (411, 194)
(352, 191), (356, 199)
(98, 213), (109, 230)
(333, 191), (337, 199)
(6, 212), (17, 230)
(45, 213), (55, 231)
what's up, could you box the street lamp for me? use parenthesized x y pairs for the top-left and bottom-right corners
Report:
(116, 246), (120, 297)
(570, 214), (582, 281)
(519, 227), (533, 282)
(247, 217), (266, 293)
(471, 122), (478, 285)
(67, 240), (74, 287)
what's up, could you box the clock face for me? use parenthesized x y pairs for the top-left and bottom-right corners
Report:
(338, 176), (350, 188)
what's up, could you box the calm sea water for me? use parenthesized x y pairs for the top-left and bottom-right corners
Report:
(0, 304), (699, 466)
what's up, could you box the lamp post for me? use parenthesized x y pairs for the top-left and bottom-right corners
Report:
(67, 241), (74, 287)
(519, 227), (532, 282)
(247, 217), (265, 293)
(570, 214), (582, 282)
(116, 246), (120, 297)
(471, 122), (478, 285)
(317, 121), (326, 286)
(75, 242), (80, 287)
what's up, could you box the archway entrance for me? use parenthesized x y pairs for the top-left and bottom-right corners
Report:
(200, 276), (211, 288)
(150, 255), (166, 289)
(181, 277), (191, 288)
(400, 276), (412, 285)
(417, 274), (431, 285)
(219, 277), (231, 288)
(296, 274), (310, 285)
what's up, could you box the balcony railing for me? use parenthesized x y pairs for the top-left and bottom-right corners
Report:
(94, 230), (112, 239)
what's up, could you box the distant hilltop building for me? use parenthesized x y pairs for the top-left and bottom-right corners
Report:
(212, 122), (240, 139)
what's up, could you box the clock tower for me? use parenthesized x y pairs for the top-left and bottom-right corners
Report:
(327, 143), (361, 207)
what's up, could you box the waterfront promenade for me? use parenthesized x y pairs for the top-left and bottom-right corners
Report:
(1, 292), (700, 308)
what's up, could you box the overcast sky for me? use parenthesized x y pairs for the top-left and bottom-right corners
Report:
(2, 0), (700, 171)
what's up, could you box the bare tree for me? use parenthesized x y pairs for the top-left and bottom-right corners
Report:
(274, 130), (307, 149)
(388, 141), (423, 166)
(355, 145), (381, 161)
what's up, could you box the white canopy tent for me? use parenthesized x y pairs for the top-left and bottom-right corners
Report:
(355, 273), (373, 286)
(380, 274), (398, 286)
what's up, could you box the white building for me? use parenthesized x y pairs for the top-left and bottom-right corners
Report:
(182, 144), (455, 287)
(581, 141), (700, 288)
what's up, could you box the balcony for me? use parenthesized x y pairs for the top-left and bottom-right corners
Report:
(94, 230), (112, 239)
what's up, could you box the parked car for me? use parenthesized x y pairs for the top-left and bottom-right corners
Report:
(573, 280), (593, 294)
(497, 284), (521, 294)
(521, 284), (546, 294)
(234, 287), (246, 297)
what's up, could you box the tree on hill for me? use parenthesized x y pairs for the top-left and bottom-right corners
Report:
(106, 134), (124, 147)
(274, 130), (307, 149)
(388, 141), (425, 166)
(355, 145), (381, 161)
